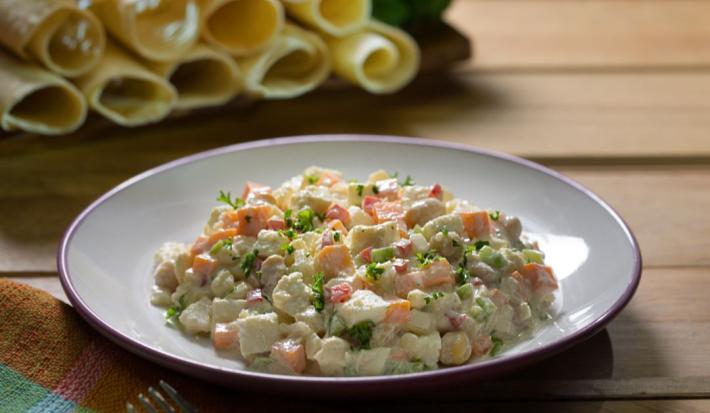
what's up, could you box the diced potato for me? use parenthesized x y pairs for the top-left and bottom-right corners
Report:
(211, 269), (235, 297)
(153, 242), (188, 291)
(409, 233), (428, 254)
(406, 310), (435, 335)
(272, 272), (312, 317)
(368, 169), (390, 183)
(313, 337), (350, 375)
(212, 298), (247, 323)
(439, 331), (472, 365)
(237, 312), (280, 356)
(398, 332), (442, 369)
(428, 231), (464, 263)
(259, 255), (288, 297)
(179, 297), (212, 334)
(335, 289), (389, 328)
(422, 214), (465, 240)
(295, 306), (325, 334)
(225, 281), (250, 300)
(254, 230), (289, 258)
(280, 321), (313, 341)
(407, 289), (429, 309)
(347, 182), (377, 206)
(405, 198), (446, 228)
(400, 185), (430, 208)
(348, 206), (374, 227)
(305, 332), (322, 360)
(350, 347), (391, 376)
(348, 221), (400, 255)
(292, 186), (335, 214)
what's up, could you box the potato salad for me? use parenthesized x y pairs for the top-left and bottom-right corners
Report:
(151, 166), (558, 376)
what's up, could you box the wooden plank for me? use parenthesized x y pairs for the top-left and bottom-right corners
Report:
(448, 0), (710, 70)
(2, 158), (708, 272)
(9, 267), (710, 400)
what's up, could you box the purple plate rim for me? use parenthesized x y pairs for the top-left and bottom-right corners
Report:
(57, 134), (642, 390)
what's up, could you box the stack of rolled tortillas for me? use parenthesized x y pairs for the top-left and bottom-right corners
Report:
(0, 0), (421, 135)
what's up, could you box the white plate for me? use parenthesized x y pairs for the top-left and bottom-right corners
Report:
(59, 135), (641, 395)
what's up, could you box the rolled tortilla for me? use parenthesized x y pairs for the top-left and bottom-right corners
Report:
(199, 0), (284, 57)
(148, 43), (243, 110)
(91, 0), (200, 62)
(74, 42), (177, 126)
(282, 0), (370, 37)
(0, 0), (105, 77)
(0, 50), (87, 135)
(238, 24), (330, 99)
(327, 20), (420, 94)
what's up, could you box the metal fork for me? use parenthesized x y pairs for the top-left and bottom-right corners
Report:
(126, 380), (197, 413)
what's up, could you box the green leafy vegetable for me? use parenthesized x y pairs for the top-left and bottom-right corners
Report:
(416, 250), (440, 267)
(216, 190), (245, 209)
(311, 272), (325, 312)
(165, 294), (188, 325)
(293, 208), (317, 232)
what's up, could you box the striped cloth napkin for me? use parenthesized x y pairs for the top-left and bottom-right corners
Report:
(0, 278), (291, 413)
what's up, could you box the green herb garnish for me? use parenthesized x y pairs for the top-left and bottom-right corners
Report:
(372, 184), (380, 195)
(311, 272), (325, 312)
(293, 208), (316, 232)
(489, 210), (501, 221)
(210, 238), (233, 256)
(306, 175), (319, 185)
(356, 184), (364, 197)
(333, 231), (341, 242)
(424, 291), (445, 305)
(473, 240), (490, 251)
(416, 250), (440, 267)
(455, 265), (469, 285)
(166, 294), (188, 324)
(281, 243), (295, 255)
(490, 336), (504, 356)
(217, 190), (245, 209)
(344, 320), (375, 350)
(400, 175), (414, 186)
(365, 263), (385, 281)
(240, 250), (259, 276)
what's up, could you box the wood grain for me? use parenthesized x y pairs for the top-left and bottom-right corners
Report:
(449, 0), (710, 70)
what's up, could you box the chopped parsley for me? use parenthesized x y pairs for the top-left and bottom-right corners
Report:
(400, 175), (415, 186)
(455, 265), (470, 285)
(365, 263), (385, 282)
(424, 291), (445, 305)
(293, 208), (316, 232)
(390, 171), (399, 178)
(210, 238), (233, 256)
(240, 250), (259, 276)
(279, 228), (296, 239)
(343, 320), (375, 350)
(311, 272), (325, 312)
(372, 184), (380, 195)
(356, 184), (364, 197)
(440, 226), (449, 237)
(490, 336), (504, 356)
(280, 243), (295, 255)
(416, 250), (441, 267)
(333, 231), (341, 242)
(284, 209), (293, 228)
(306, 174), (319, 185)
(165, 294), (187, 325)
(216, 190), (245, 209)
(473, 240), (490, 251)
(489, 210), (501, 221)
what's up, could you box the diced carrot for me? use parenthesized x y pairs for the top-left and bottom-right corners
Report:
(460, 211), (492, 239)
(190, 234), (209, 256)
(519, 263), (559, 290)
(235, 205), (272, 236)
(325, 203), (351, 227)
(271, 340), (306, 374)
(362, 195), (381, 216)
(325, 282), (352, 303)
(393, 258), (409, 274)
(385, 300), (411, 324)
(327, 219), (348, 235)
(428, 183), (443, 200)
(267, 217), (286, 230)
(241, 181), (269, 200)
(207, 228), (237, 247)
(357, 246), (373, 264)
(421, 258), (455, 287)
(393, 239), (412, 257)
(317, 171), (341, 187)
(394, 271), (423, 297)
(472, 335), (493, 356)
(212, 322), (239, 350)
(373, 200), (404, 224)
(192, 254), (217, 276)
(316, 244), (355, 278)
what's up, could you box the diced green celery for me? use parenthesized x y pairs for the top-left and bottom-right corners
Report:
(475, 296), (497, 320)
(209, 240), (226, 255)
(480, 245), (506, 269)
(371, 246), (395, 263)
(456, 283), (473, 299)
(523, 249), (544, 264)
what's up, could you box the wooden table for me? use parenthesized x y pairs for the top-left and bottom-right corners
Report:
(2, 1), (710, 411)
